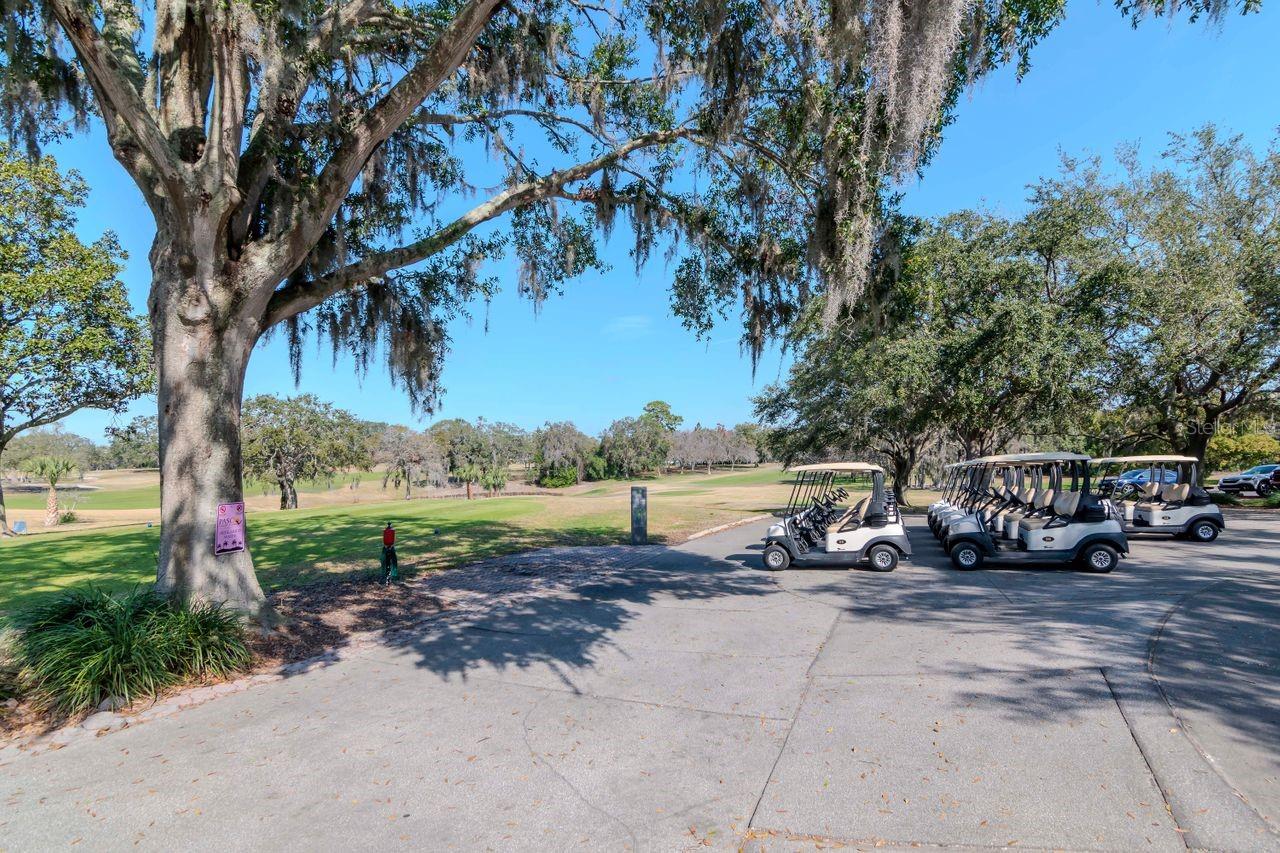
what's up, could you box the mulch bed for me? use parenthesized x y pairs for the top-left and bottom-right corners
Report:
(1, 576), (448, 742)
(248, 577), (448, 667)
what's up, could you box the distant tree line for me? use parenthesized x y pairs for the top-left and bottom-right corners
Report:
(757, 126), (1280, 503)
(1, 397), (773, 517)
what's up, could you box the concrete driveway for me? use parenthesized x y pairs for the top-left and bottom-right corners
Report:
(2, 514), (1279, 851)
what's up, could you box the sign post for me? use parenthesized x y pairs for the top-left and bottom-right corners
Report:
(630, 486), (647, 545)
(215, 502), (246, 555)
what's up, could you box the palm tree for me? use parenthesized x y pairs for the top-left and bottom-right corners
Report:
(24, 457), (77, 527)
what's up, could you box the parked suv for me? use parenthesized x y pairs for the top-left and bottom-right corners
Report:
(1217, 464), (1279, 497)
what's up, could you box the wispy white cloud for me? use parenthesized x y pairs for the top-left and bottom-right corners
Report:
(602, 314), (652, 339)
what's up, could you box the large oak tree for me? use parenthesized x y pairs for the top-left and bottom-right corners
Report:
(1, 0), (1253, 607)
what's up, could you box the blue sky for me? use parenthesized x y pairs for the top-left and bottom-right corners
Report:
(55, 2), (1280, 441)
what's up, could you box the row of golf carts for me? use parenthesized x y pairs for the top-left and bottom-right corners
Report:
(762, 454), (1224, 573)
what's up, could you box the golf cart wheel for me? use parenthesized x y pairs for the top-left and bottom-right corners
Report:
(1258, 480), (1274, 497)
(1080, 543), (1119, 573)
(763, 544), (791, 571)
(867, 544), (899, 572)
(950, 542), (983, 570)
(1190, 521), (1221, 543)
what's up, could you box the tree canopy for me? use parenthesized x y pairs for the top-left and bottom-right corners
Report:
(375, 425), (447, 498)
(0, 0), (1258, 603)
(241, 394), (371, 509)
(758, 125), (1280, 491)
(103, 415), (160, 469)
(0, 144), (152, 534)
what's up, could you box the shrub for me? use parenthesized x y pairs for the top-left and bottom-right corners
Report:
(0, 630), (19, 702)
(1209, 491), (1243, 506)
(583, 453), (608, 481)
(1206, 432), (1280, 472)
(537, 465), (579, 488)
(14, 588), (251, 715)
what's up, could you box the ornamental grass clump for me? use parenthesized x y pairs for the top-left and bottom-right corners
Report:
(15, 588), (251, 715)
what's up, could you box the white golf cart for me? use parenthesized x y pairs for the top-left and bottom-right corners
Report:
(943, 452), (1129, 572)
(1094, 455), (1224, 542)
(929, 461), (978, 539)
(763, 462), (913, 572)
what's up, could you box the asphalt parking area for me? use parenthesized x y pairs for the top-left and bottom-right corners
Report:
(2, 514), (1278, 850)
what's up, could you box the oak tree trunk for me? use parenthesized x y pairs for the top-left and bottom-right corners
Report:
(889, 453), (915, 506)
(152, 248), (266, 613)
(279, 479), (298, 510)
(1175, 428), (1215, 484)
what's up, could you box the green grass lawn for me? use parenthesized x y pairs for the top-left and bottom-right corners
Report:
(0, 464), (798, 621)
(3, 485), (162, 511)
(683, 468), (790, 487)
(0, 496), (630, 620)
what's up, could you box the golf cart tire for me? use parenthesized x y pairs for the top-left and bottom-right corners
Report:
(950, 541), (984, 571)
(763, 544), (791, 571)
(867, 544), (898, 572)
(1079, 542), (1119, 573)
(1189, 520), (1221, 543)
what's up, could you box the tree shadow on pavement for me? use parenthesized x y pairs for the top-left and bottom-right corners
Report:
(724, 516), (1280, 745)
(375, 545), (777, 687)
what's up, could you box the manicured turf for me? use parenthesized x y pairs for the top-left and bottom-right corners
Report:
(0, 465), (802, 621)
(3, 485), (162, 511)
(684, 468), (791, 487)
(0, 496), (637, 620)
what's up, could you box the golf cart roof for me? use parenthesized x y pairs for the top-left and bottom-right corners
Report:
(787, 462), (885, 474)
(983, 452), (1092, 463)
(953, 452), (1090, 466)
(1092, 454), (1199, 465)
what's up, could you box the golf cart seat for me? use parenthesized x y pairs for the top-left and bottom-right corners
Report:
(834, 493), (890, 532)
(1151, 482), (1191, 509)
(1006, 488), (1055, 535)
(1020, 491), (1081, 535)
(831, 497), (870, 532)
(1019, 490), (1073, 531)
(1129, 481), (1161, 508)
(1135, 481), (1183, 511)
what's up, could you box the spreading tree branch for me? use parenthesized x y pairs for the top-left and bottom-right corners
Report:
(232, 0), (383, 244)
(263, 0), (506, 281)
(263, 129), (689, 327)
(47, 0), (183, 200)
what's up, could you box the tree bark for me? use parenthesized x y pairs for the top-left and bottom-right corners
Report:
(153, 257), (265, 612)
(0, 477), (11, 536)
(278, 478), (298, 509)
(44, 484), (59, 527)
(465, 481), (472, 500)
(889, 453), (915, 507)
(1176, 428), (1215, 484)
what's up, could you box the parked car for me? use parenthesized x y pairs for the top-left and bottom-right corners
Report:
(1097, 467), (1178, 500)
(1217, 463), (1279, 497)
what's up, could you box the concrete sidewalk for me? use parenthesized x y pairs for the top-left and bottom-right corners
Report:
(2, 515), (1279, 851)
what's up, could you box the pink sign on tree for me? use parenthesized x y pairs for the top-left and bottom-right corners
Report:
(215, 502), (246, 555)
